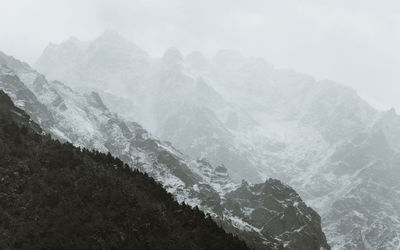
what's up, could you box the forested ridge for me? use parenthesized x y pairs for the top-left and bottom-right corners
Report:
(0, 90), (248, 250)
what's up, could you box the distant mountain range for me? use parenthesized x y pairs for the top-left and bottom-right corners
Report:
(30, 32), (400, 249)
(1, 46), (328, 249)
(33, 31), (400, 249)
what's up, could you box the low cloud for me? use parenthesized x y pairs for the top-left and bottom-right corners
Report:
(1, 0), (399, 110)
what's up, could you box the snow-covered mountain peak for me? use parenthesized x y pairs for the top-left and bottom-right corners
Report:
(42, 36), (87, 60)
(35, 31), (151, 96)
(89, 30), (147, 56)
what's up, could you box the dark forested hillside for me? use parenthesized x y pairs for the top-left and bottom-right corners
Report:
(0, 90), (248, 250)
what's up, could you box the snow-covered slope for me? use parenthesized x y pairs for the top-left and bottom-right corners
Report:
(195, 51), (400, 249)
(36, 33), (262, 182)
(35, 31), (400, 249)
(1, 51), (329, 249)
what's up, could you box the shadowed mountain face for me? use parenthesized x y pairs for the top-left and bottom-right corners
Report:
(0, 90), (249, 250)
(1, 51), (329, 249)
(34, 32), (400, 249)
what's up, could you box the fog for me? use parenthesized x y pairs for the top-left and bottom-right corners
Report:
(1, 0), (400, 111)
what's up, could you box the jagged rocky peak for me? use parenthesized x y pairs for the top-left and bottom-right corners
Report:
(259, 178), (298, 198)
(93, 30), (130, 47)
(85, 30), (148, 66)
(224, 178), (330, 250)
(36, 31), (151, 94)
(37, 30), (148, 68)
(42, 36), (86, 59)
(88, 30), (148, 57)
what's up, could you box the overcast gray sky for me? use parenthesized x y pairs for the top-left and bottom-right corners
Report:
(1, 0), (400, 111)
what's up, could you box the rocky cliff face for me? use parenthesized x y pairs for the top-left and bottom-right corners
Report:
(1, 51), (329, 249)
(224, 179), (329, 250)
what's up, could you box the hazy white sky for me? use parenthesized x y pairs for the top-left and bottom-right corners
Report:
(1, 0), (400, 111)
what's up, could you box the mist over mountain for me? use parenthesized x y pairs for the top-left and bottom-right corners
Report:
(33, 31), (400, 249)
(36, 32), (262, 182)
(1, 50), (329, 249)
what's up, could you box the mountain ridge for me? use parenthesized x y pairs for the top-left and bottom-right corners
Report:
(34, 31), (400, 249)
(0, 89), (250, 250)
(1, 50), (330, 249)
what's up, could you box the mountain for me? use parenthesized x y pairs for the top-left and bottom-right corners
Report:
(192, 51), (400, 249)
(0, 90), (249, 249)
(35, 31), (400, 249)
(1, 51), (329, 249)
(35, 32), (262, 183)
